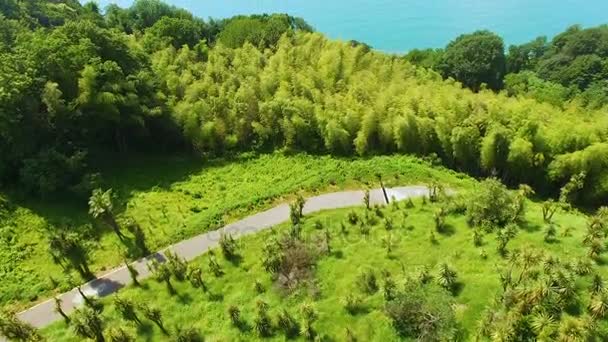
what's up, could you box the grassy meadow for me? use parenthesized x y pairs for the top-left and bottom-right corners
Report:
(1, 153), (473, 310)
(42, 193), (606, 341)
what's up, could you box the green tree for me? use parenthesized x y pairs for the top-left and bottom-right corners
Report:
(88, 188), (123, 239)
(0, 310), (43, 341)
(71, 306), (105, 342)
(438, 30), (506, 90)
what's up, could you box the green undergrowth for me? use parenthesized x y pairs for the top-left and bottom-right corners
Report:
(43, 194), (605, 341)
(0, 153), (472, 310)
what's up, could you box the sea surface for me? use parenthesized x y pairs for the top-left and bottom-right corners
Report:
(93, 0), (608, 52)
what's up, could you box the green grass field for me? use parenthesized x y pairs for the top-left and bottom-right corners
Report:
(1, 153), (473, 310)
(42, 193), (605, 341)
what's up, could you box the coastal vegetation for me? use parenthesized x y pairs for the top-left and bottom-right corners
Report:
(2, 0), (608, 340)
(41, 182), (608, 340)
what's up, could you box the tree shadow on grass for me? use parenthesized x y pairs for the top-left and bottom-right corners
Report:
(452, 282), (465, 297)
(520, 222), (543, 233)
(136, 322), (155, 341)
(437, 223), (456, 236)
(331, 250), (344, 259)
(225, 254), (244, 267)
(208, 291), (224, 302)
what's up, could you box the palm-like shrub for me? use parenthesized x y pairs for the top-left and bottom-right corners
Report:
(277, 309), (299, 338)
(383, 275), (397, 301)
(300, 303), (317, 340)
(107, 327), (135, 342)
(589, 293), (608, 319)
(141, 304), (168, 335)
(418, 266), (433, 285)
(542, 200), (559, 223)
(356, 269), (378, 294)
(557, 317), (588, 342)
(228, 305), (242, 327)
(89, 188), (123, 239)
(343, 294), (365, 315)
(148, 259), (175, 295)
(544, 224), (558, 243)
(434, 208), (447, 233)
(208, 253), (224, 277)
(254, 300), (273, 337)
(165, 251), (188, 281)
(590, 274), (605, 295)
(114, 297), (140, 325)
(436, 263), (459, 295)
(347, 210), (359, 225)
(530, 312), (557, 340)
(572, 258), (592, 276)
(473, 229), (484, 247)
(219, 233), (239, 260)
(71, 306), (105, 342)
(587, 239), (604, 260)
(174, 326), (203, 342)
(187, 266), (206, 291)
(0, 310), (42, 342)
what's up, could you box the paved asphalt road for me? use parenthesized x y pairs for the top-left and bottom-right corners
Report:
(14, 186), (430, 332)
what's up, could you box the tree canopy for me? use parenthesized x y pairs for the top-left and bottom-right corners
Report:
(2, 1), (608, 206)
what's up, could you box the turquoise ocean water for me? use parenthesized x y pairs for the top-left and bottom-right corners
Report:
(93, 0), (608, 52)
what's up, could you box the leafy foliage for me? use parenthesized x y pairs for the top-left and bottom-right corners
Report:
(385, 282), (458, 341)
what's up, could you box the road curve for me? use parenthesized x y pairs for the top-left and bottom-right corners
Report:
(16, 186), (430, 329)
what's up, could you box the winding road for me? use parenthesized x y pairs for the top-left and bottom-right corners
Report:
(16, 186), (430, 330)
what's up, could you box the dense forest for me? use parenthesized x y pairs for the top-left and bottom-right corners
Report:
(405, 26), (608, 108)
(1, 0), (608, 206)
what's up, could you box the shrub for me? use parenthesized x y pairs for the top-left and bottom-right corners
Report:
(359, 222), (370, 236)
(340, 222), (348, 235)
(385, 282), (458, 340)
(374, 205), (384, 218)
(219, 233), (239, 260)
(347, 210), (359, 225)
(277, 309), (300, 338)
(428, 181), (445, 202)
(0, 310), (42, 341)
(418, 266), (433, 285)
(434, 208), (447, 232)
(542, 200), (559, 223)
(254, 280), (265, 293)
(383, 276), (397, 301)
(175, 327), (203, 342)
(363, 189), (370, 210)
(436, 263), (459, 295)
(343, 294), (365, 315)
(313, 219), (323, 230)
(300, 303), (317, 340)
(384, 218), (393, 231)
(114, 297), (140, 325)
(187, 266), (206, 291)
(208, 253), (224, 277)
(228, 305), (242, 326)
(263, 236), (317, 291)
(254, 300), (273, 337)
(466, 178), (519, 228)
(107, 327), (135, 342)
(165, 251), (188, 281)
(473, 229), (484, 247)
(544, 224), (558, 243)
(357, 269), (378, 294)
